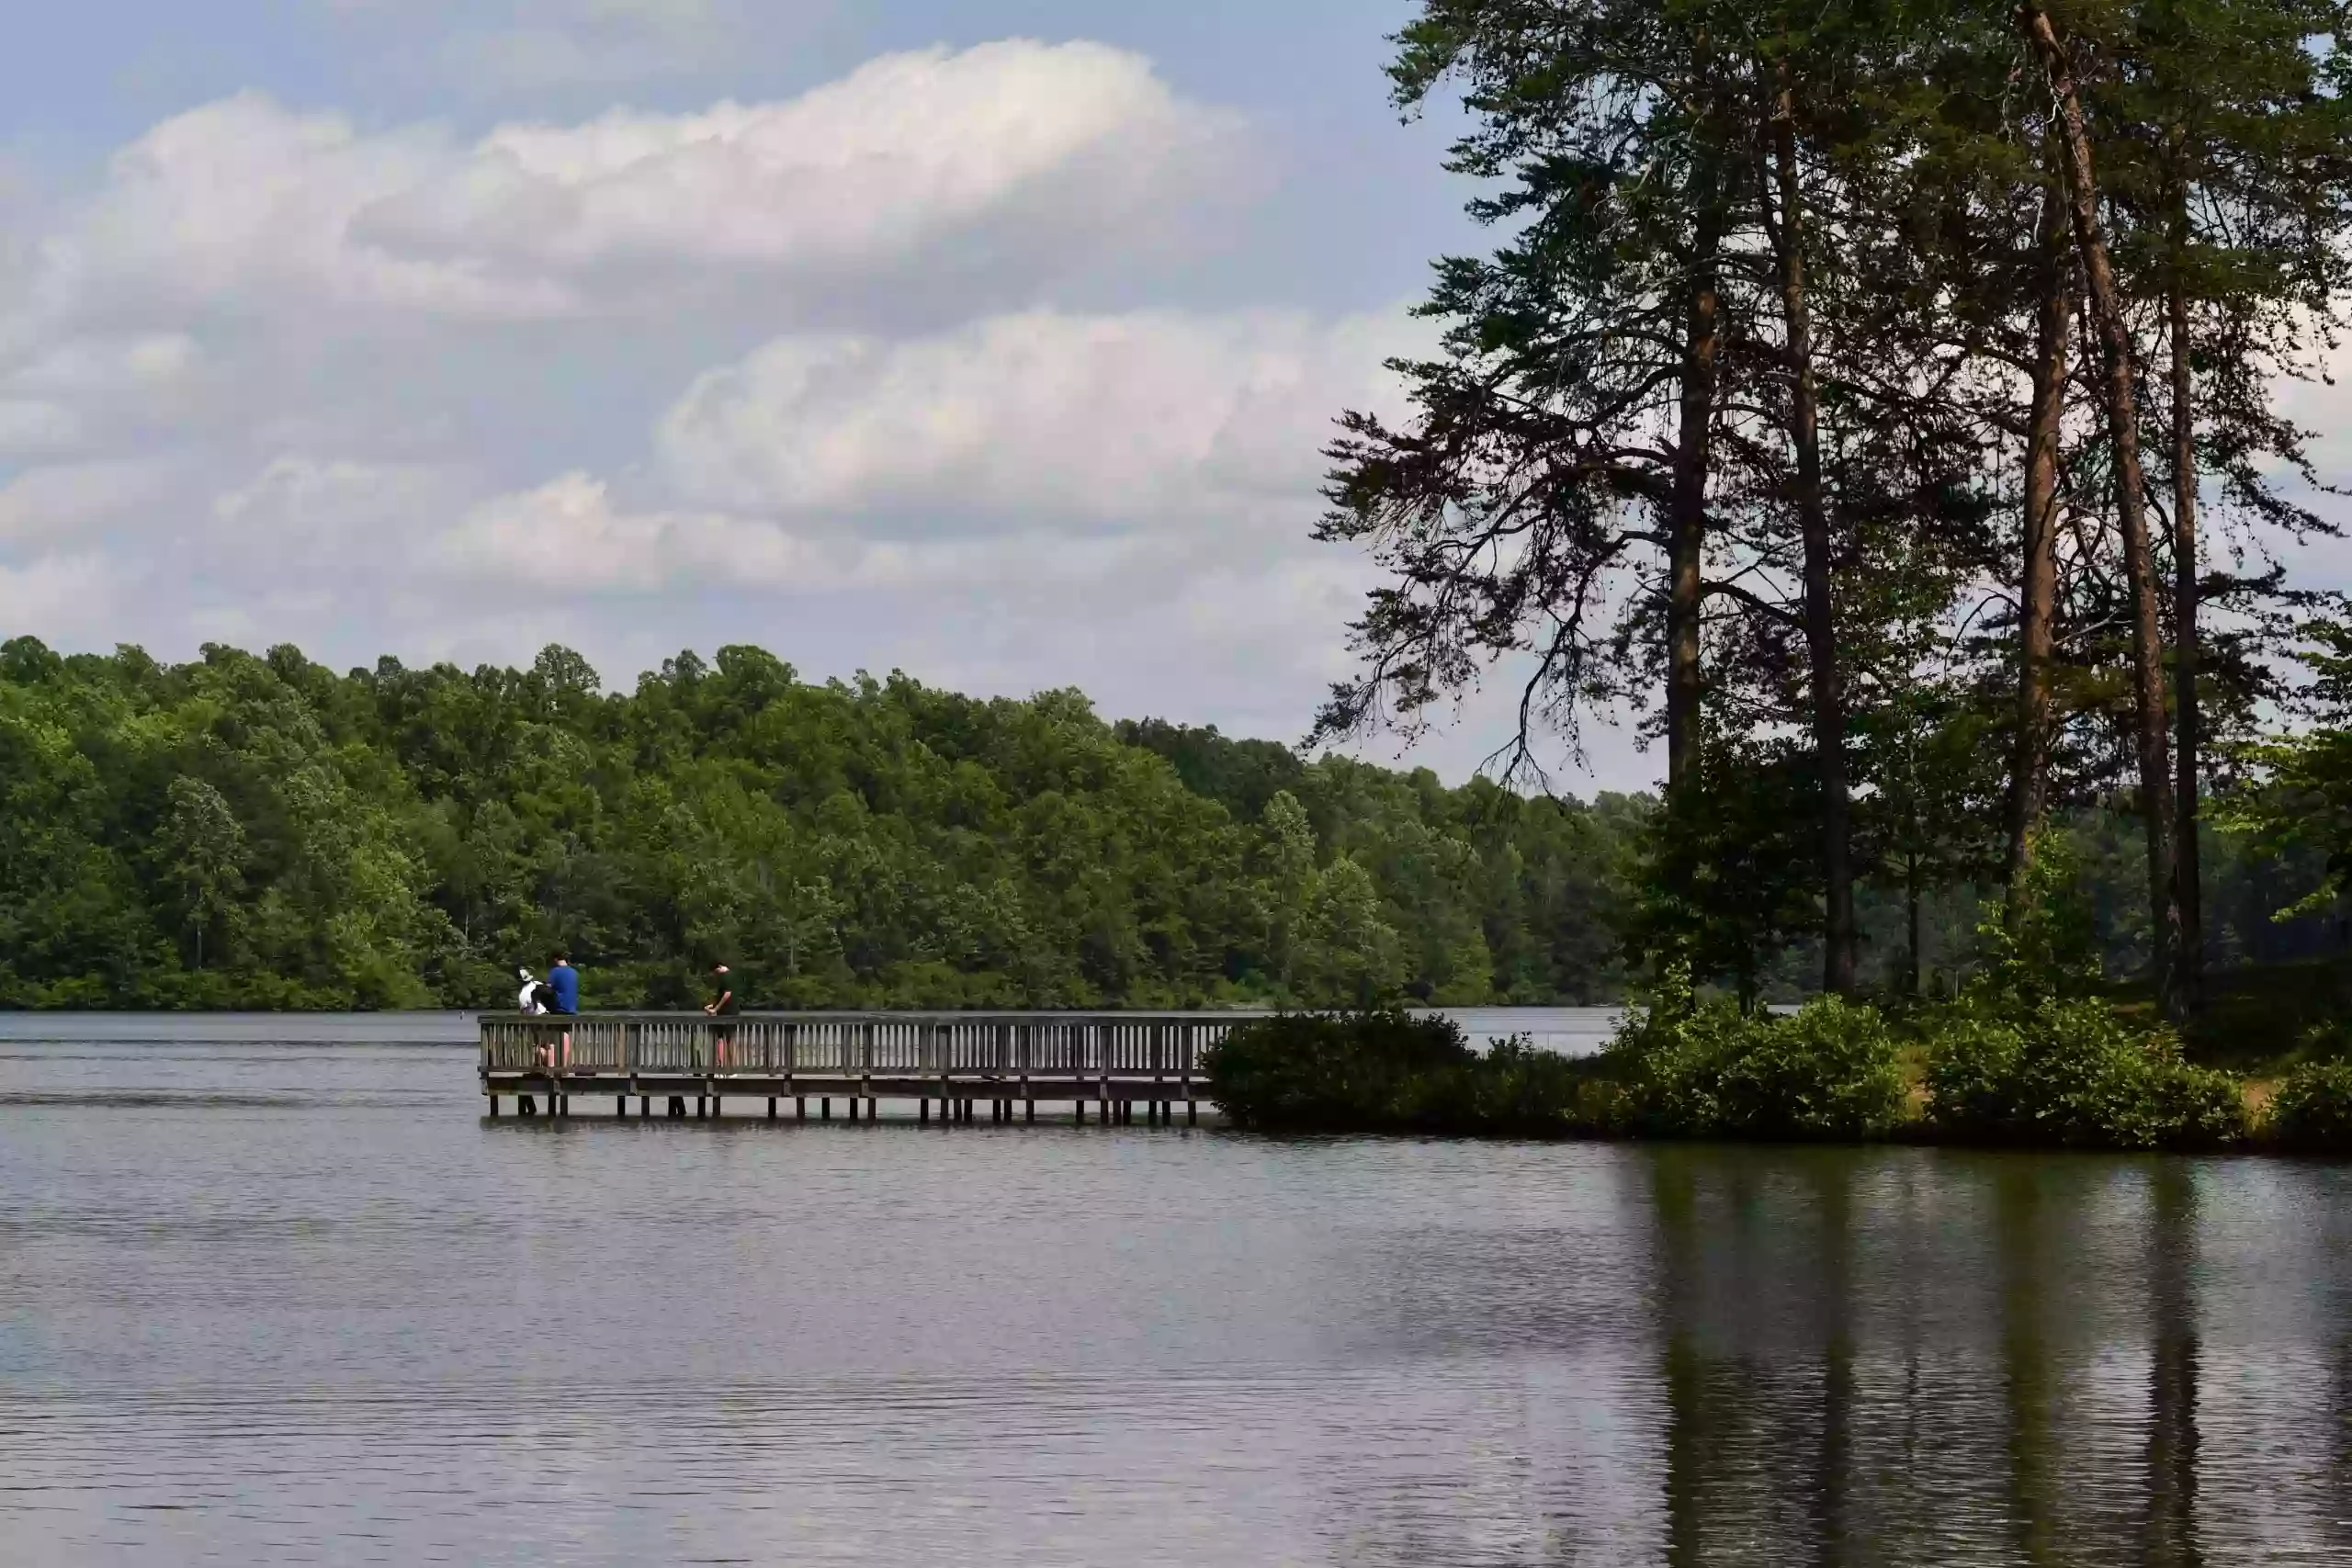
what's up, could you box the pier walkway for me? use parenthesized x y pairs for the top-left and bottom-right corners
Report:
(480, 1013), (1235, 1125)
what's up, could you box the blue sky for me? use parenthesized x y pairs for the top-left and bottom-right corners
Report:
(5, 0), (1659, 787)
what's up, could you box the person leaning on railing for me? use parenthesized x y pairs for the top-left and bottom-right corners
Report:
(705, 964), (738, 1070)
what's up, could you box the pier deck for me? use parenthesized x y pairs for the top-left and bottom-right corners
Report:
(480, 1012), (1234, 1125)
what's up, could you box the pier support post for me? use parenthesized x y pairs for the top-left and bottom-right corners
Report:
(796, 1096), (806, 1121)
(1025, 1098), (1035, 1124)
(1187, 1099), (1197, 1127)
(821, 1098), (832, 1121)
(640, 1095), (651, 1119)
(767, 1097), (777, 1121)
(919, 1096), (930, 1125)
(616, 1096), (627, 1118)
(488, 1095), (500, 1119)
(1075, 1100), (1085, 1124)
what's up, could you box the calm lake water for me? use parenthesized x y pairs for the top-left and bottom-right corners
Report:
(5, 1011), (2351, 1566)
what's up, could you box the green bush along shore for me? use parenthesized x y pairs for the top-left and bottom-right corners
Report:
(1204, 978), (2352, 1156)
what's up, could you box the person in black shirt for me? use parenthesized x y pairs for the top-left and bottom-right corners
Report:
(704, 963), (739, 1069)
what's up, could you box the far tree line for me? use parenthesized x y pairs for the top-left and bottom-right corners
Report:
(1317, 0), (2352, 1015)
(0, 637), (2334, 1012)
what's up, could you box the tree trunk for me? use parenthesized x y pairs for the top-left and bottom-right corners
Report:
(2024, 5), (2185, 1021)
(2006, 175), (2072, 922)
(1770, 58), (1857, 997)
(1668, 214), (1723, 797)
(2168, 175), (2205, 1011)
(1907, 852), (1924, 998)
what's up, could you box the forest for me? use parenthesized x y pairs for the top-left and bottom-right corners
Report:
(0, 637), (1651, 1010)
(1316, 0), (2352, 1023)
(0, 634), (2331, 1014)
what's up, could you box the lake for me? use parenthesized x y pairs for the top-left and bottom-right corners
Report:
(5, 1011), (2350, 1565)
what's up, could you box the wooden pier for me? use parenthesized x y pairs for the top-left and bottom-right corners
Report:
(480, 1013), (1235, 1126)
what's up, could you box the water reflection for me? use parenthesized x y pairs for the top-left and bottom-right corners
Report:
(1635, 1146), (2352, 1567)
(6, 1031), (2352, 1565)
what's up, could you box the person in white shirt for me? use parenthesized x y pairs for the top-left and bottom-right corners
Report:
(518, 968), (553, 1068)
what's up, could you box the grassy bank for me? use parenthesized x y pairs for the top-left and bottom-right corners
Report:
(1204, 979), (2352, 1155)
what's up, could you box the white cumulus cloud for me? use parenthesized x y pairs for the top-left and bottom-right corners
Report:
(657, 306), (1423, 530)
(17, 42), (1231, 339)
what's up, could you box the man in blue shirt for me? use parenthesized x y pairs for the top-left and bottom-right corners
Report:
(547, 952), (580, 1070)
(547, 953), (580, 1014)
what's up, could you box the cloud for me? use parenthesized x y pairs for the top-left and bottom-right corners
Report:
(0, 553), (117, 642)
(431, 471), (834, 590)
(0, 458), (186, 546)
(208, 456), (464, 569)
(17, 43), (1232, 339)
(0, 37), (1580, 785)
(657, 307), (1422, 531)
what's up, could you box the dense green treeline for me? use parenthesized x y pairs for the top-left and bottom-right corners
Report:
(0, 636), (1646, 1010)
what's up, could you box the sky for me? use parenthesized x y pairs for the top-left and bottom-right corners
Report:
(5, 4), (2348, 797)
(0, 0), (1650, 790)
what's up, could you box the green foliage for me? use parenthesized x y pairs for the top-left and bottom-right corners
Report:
(1204, 1010), (1472, 1131)
(0, 637), (1637, 1010)
(1203, 1010), (1623, 1136)
(2267, 1062), (2352, 1153)
(1920, 997), (2248, 1150)
(1975, 829), (2104, 1002)
(2230, 619), (2352, 919)
(1611, 975), (1907, 1141)
(1624, 741), (1822, 1009)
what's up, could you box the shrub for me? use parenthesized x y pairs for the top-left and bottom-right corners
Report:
(1202, 1010), (1473, 1132)
(1613, 982), (1906, 1142)
(1203, 1010), (1623, 1136)
(1464, 1038), (1631, 1136)
(1921, 997), (2247, 1150)
(2268, 1062), (2352, 1153)
(1917, 1009), (2026, 1135)
(1712, 996), (1907, 1140)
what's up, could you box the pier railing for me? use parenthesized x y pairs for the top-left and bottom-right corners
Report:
(480, 1013), (1238, 1079)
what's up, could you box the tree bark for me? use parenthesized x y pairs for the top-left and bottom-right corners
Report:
(1668, 213), (1723, 797)
(2168, 174), (2205, 1011)
(2006, 175), (2072, 922)
(2024, 4), (2186, 1020)
(1907, 852), (1924, 998)
(1770, 58), (1857, 996)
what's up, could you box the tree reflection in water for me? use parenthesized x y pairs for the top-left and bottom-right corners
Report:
(1634, 1146), (2349, 1567)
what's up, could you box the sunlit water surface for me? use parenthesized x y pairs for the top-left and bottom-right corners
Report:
(4, 1011), (2349, 1565)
